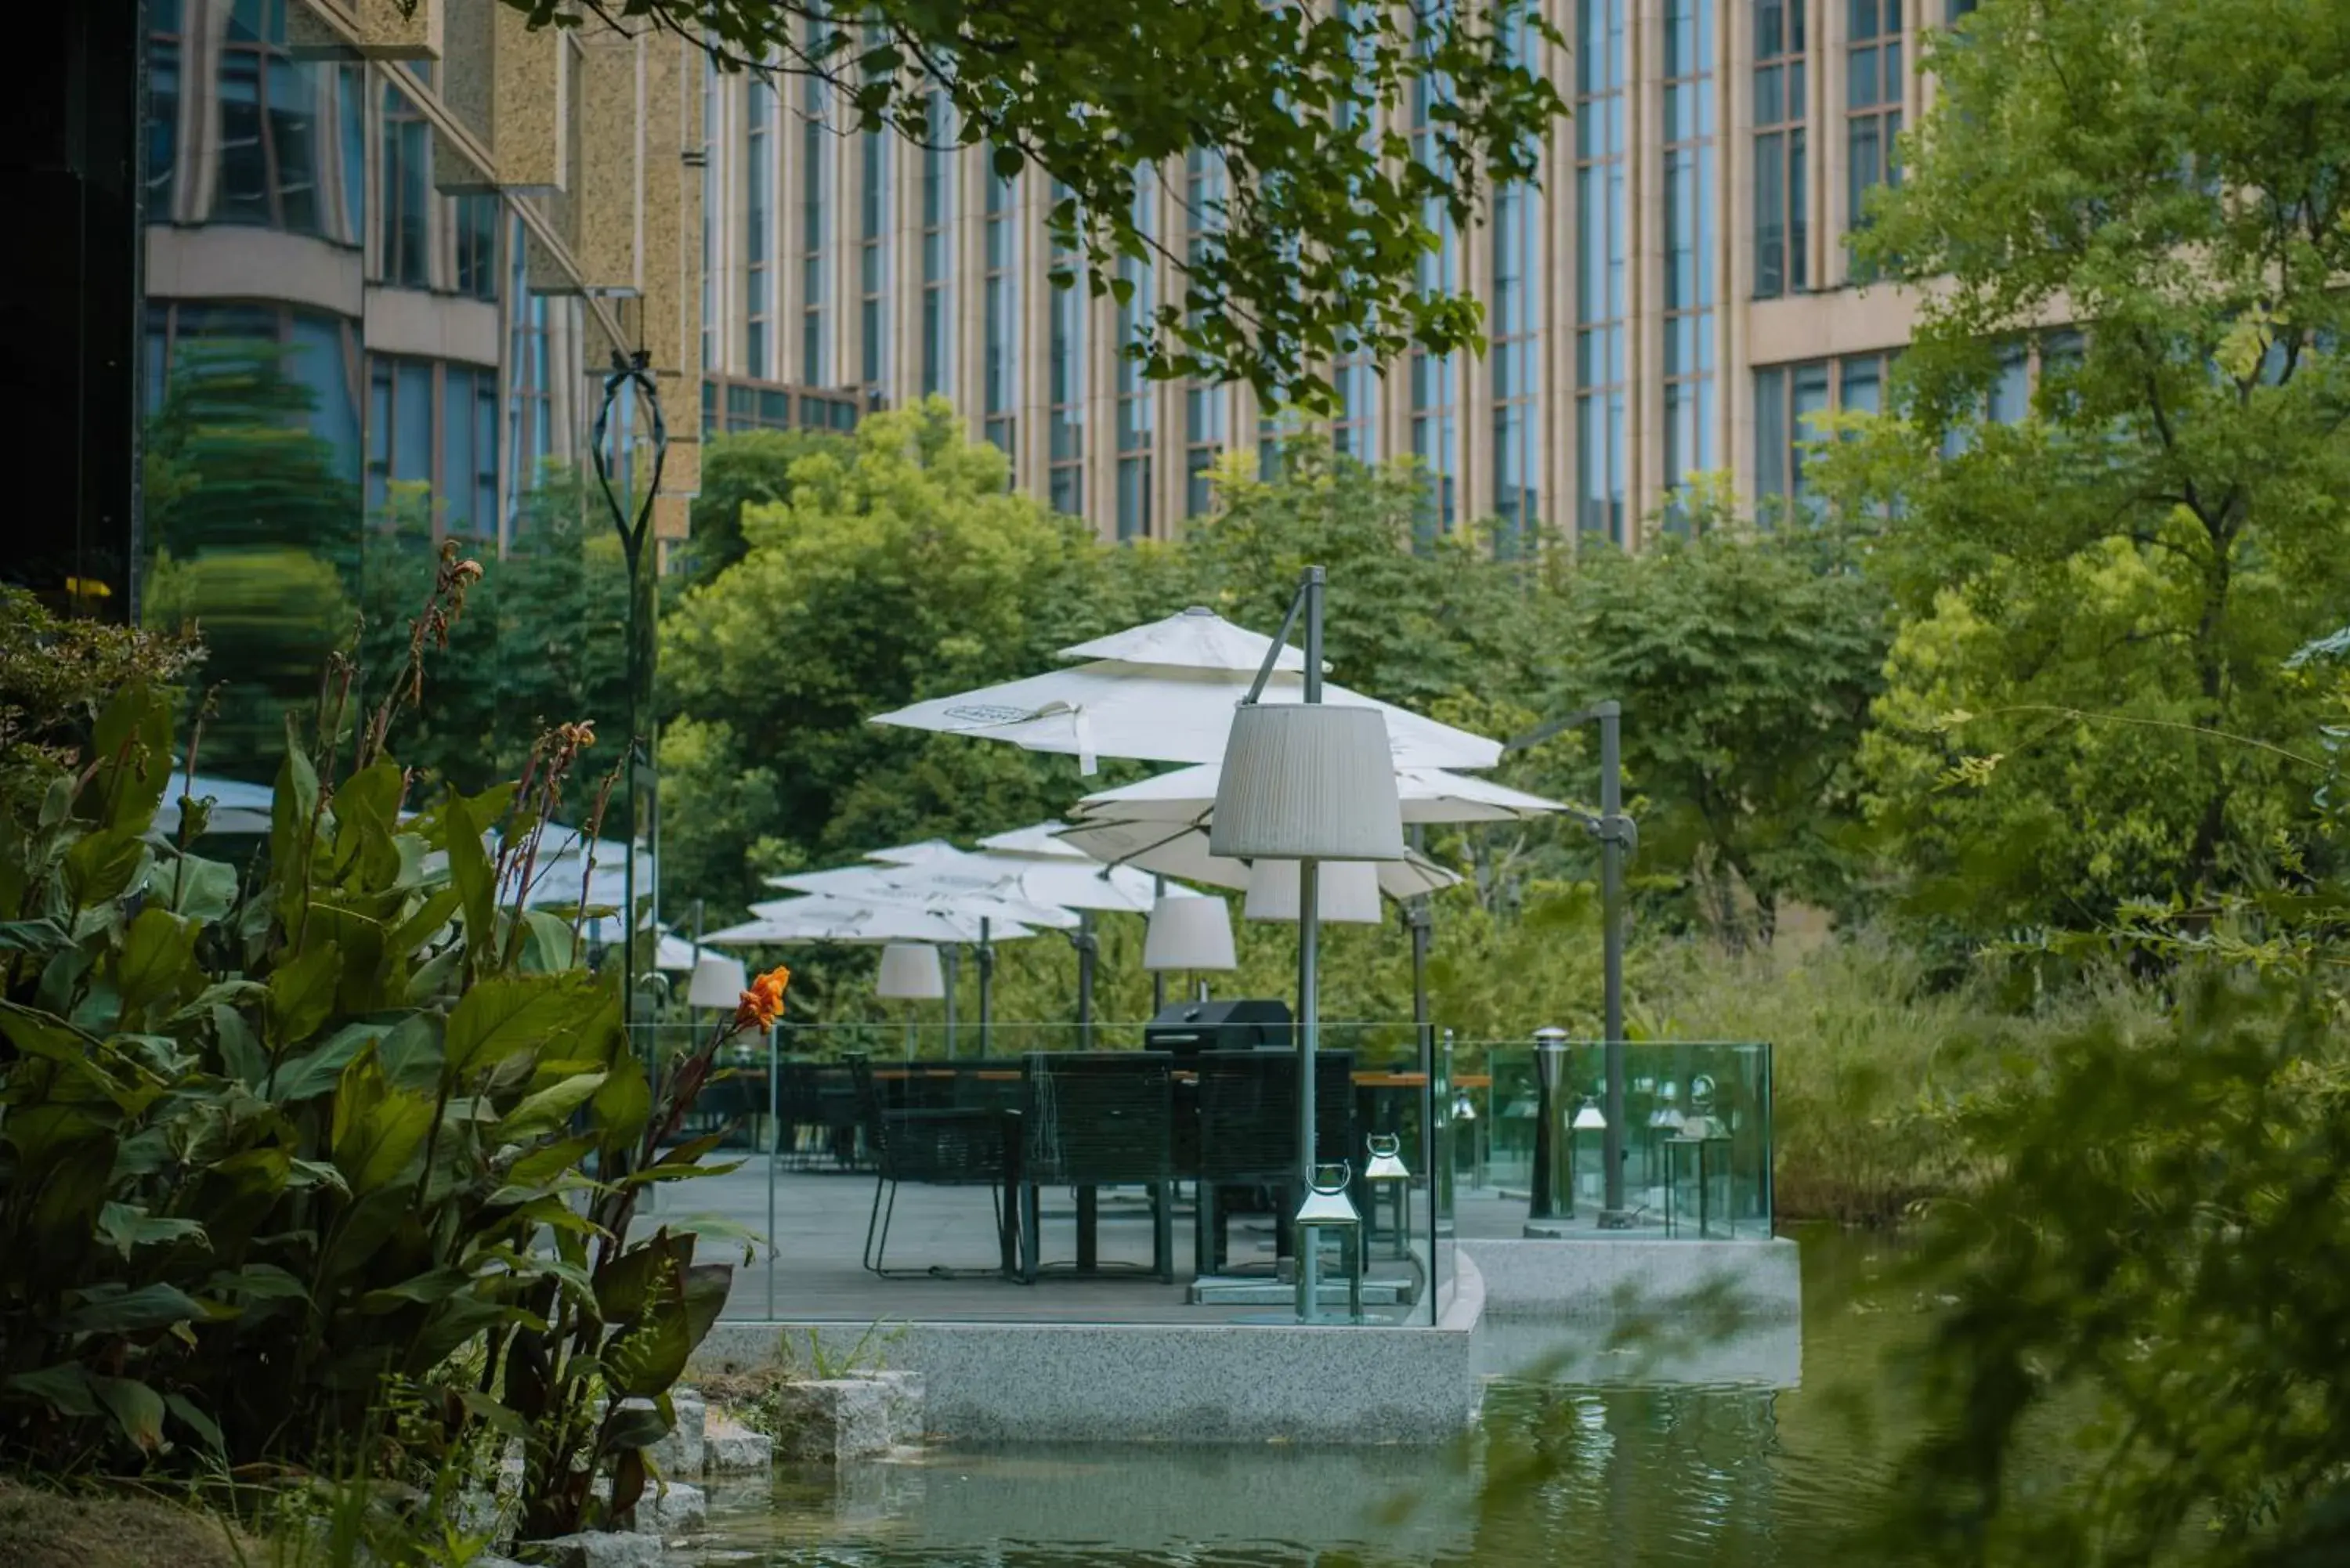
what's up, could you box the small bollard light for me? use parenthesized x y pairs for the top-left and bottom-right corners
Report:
(1363, 1133), (1413, 1259)
(1295, 1162), (1365, 1325)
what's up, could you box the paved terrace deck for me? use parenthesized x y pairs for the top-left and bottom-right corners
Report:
(653, 1166), (1547, 1324)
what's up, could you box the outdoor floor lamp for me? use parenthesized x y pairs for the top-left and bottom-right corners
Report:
(1210, 565), (1406, 1324)
(1143, 894), (1237, 1001)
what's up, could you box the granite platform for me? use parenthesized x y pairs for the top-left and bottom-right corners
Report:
(694, 1248), (1487, 1445)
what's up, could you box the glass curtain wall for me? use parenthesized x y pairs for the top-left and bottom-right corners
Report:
(1574, 0), (1629, 544)
(139, 0), (591, 790)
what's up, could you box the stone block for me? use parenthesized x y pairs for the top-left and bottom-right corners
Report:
(646, 1389), (707, 1478)
(520, 1530), (663, 1568)
(765, 1379), (891, 1464)
(870, 1370), (926, 1445)
(627, 1480), (707, 1538)
(703, 1413), (774, 1473)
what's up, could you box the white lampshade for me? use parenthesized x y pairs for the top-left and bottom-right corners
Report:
(1243, 860), (1384, 923)
(1206, 704), (1405, 862)
(1573, 1099), (1609, 1132)
(1142, 894), (1237, 971)
(685, 952), (748, 1010)
(875, 941), (945, 1000)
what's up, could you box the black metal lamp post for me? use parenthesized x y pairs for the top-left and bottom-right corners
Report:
(591, 347), (668, 1051)
(1506, 701), (1637, 1226)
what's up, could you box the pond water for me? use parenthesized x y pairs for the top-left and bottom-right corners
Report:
(686, 1229), (1927, 1567)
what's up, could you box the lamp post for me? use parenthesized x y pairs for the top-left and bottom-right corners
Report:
(592, 347), (668, 1063)
(1212, 565), (1406, 1324)
(1505, 702), (1636, 1226)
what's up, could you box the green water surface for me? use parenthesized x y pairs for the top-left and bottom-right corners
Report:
(690, 1228), (1926, 1567)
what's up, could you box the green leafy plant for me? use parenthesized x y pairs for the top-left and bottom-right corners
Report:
(0, 545), (773, 1544)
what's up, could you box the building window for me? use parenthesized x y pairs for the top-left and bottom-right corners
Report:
(1987, 341), (2029, 424)
(512, 277), (554, 497)
(1755, 358), (1864, 522)
(920, 95), (955, 398)
(1662, 0), (1717, 515)
(859, 128), (890, 388)
(456, 194), (501, 304)
(1181, 150), (1227, 516)
(1946, 0), (1976, 17)
(1408, 58), (1458, 535)
(365, 354), (498, 531)
(1575, 0), (1629, 544)
(983, 156), (1019, 465)
(1115, 172), (1156, 540)
(700, 59), (716, 373)
(217, 2), (323, 235)
(1846, 0), (1903, 247)
(744, 81), (774, 378)
(703, 375), (864, 435)
(1753, 0), (1806, 298)
(1047, 182), (1085, 517)
(1491, 179), (1540, 554)
(381, 85), (432, 286)
(800, 75), (830, 384)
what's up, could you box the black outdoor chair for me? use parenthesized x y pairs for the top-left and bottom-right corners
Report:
(850, 1056), (1021, 1277)
(688, 1070), (766, 1147)
(1193, 1049), (1355, 1274)
(1020, 1051), (1177, 1284)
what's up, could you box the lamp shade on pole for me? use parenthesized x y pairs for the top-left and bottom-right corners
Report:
(1243, 860), (1384, 923)
(875, 942), (947, 1000)
(1206, 704), (1406, 862)
(685, 952), (749, 1010)
(1142, 894), (1238, 971)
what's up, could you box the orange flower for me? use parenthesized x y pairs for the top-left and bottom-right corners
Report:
(733, 964), (791, 1032)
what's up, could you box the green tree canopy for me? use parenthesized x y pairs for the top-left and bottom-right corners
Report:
(1820, 0), (2350, 932)
(1560, 517), (1889, 948)
(658, 402), (1159, 914)
(530, 0), (1564, 410)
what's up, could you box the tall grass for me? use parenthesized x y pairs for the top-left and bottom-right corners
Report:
(1643, 935), (2163, 1224)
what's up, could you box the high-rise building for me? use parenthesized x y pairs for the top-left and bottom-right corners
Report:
(702, 0), (2026, 551)
(139, 0), (706, 568)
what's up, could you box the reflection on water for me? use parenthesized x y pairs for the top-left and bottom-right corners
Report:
(686, 1230), (1929, 1567)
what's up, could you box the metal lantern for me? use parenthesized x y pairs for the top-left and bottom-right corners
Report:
(1530, 1025), (1569, 1220)
(1644, 1079), (1686, 1190)
(1363, 1133), (1412, 1259)
(1294, 1162), (1365, 1325)
(1570, 1097), (1610, 1211)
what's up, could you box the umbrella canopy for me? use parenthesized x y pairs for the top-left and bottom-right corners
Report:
(1055, 816), (1461, 901)
(1057, 605), (1311, 673)
(577, 918), (706, 971)
(154, 772), (279, 836)
(870, 661), (1501, 773)
(1071, 764), (1565, 826)
(753, 866), (1078, 930)
(703, 894), (1031, 948)
(974, 821), (1098, 860)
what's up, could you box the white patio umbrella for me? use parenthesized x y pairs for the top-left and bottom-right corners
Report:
(1054, 815), (1462, 900)
(974, 821), (1098, 860)
(868, 607), (1502, 773)
(155, 772), (277, 836)
(1067, 764), (1562, 1061)
(1070, 764), (1566, 825)
(703, 894), (1032, 948)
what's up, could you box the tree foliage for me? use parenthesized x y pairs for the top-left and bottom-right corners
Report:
(1563, 521), (1890, 948)
(1820, 0), (2350, 933)
(519, 0), (1565, 410)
